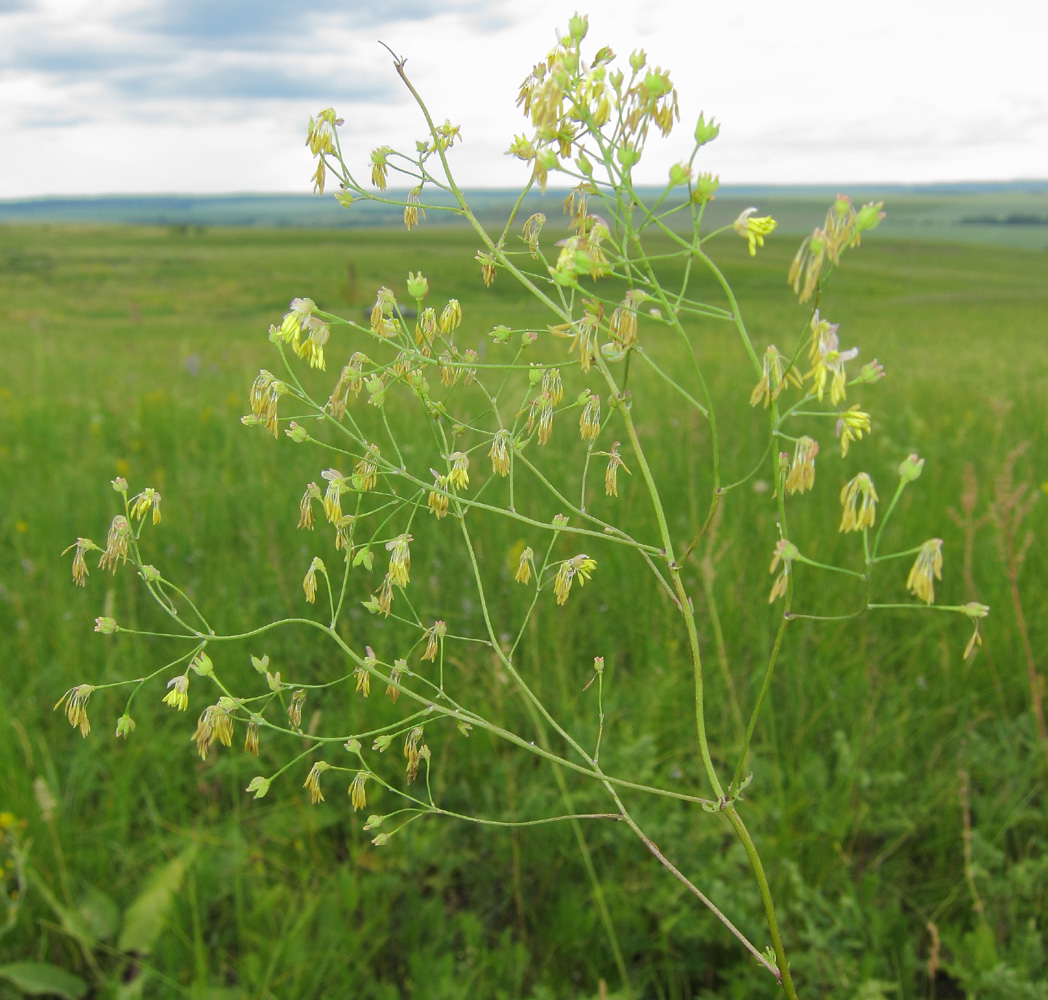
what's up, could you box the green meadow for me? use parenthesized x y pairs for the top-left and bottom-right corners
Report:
(1, 211), (1046, 1000)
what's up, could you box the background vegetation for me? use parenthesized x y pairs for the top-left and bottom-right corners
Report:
(1, 201), (1045, 999)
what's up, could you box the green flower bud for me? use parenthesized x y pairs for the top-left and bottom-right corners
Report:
(856, 201), (885, 233)
(691, 172), (720, 205)
(898, 453), (925, 482)
(568, 12), (588, 43)
(246, 776), (271, 799)
(694, 113), (719, 147)
(669, 163), (691, 187)
(406, 270), (429, 299)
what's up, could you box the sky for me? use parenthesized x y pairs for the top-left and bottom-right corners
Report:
(1, 0), (1046, 199)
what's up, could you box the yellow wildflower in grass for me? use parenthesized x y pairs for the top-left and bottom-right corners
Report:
(541, 367), (564, 405)
(836, 406), (872, 457)
(349, 772), (368, 811)
(784, 436), (819, 495)
(297, 482), (321, 530)
(386, 658), (406, 702)
(64, 537), (99, 586)
(374, 574), (394, 617)
(354, 662), (371, 698)
(906, 538), (943, 605)
(806, 312), (858, 404)
(788, 229), (827, 303)
(288, 689), (306, 730)
(515, 546), (534, 585)
(321, 469), (347, 522)
(98, 515), (131, 573)
(475, 250), (497, 287)
(733, 207), (777, 256)
(370, 147), (392, 190)
(304, 761), (330, 805)
(439, 299), (462, 334)
(354, 446), (381, 492)
(421, 620), (446, 661)
(579, 393), (601, 440)
(839, 473), (878, 533)
(553, 555), (597, 606)
(438, 351), (458, 387)
(448, 452), (470, 490)
(604, 442), (630, 497)
(54, 684), (94, 738)
(244, 716), (261, 756)
(302, 556), (324, 604)
(522, 212), (545, 256)
(247, 369), (287, 438)
(385, 534), (412, 587)
(768, 540), (799, 603)
(750, 344), (801, 408)
(162, 674), (190, 711)
(129, 487), (162, 525)
(428, 471), (450, 518)
(193, 702), (233, 759)
(404, 726), (424, 784)
(404, 188), (425, 230)
(489, 429), (512, 477)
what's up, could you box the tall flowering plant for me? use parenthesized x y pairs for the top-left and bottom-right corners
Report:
(61, 15), (986, 996)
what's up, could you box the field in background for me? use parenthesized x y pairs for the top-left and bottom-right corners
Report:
(2, 181), (1048, 249)
(1, 212), (1046, 1000)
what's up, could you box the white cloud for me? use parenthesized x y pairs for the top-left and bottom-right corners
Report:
(0, 0), (1045, 197)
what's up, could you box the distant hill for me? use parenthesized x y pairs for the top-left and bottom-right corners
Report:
(1, 182), (1046, 248)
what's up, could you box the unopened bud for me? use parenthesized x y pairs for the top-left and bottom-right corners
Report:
(898, 453), (925, 482)
(694, 113), (720, 147)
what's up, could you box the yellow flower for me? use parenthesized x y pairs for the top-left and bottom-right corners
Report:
(370, 146), (392, 190)
(297, 482), (321, 530)
(768, 539), (799, 603)
(304, 761), (330, 805)
(403, 188), (425, 230)
(244, 716), (261, 756)
(515, 546), (534, 585)
(54, 684), (94, 738)
(839, 473), (878, 533)
(98, 515), (131, 573)
(541, 367), (564, 405)
(421, 621), (446, 661)
(302, 556), (324, 604)
(836, 406), (871, 457)
(385, 533), (412, 587)
(489, 429), (511, 477)
(734, 207), (777, 256)
(806, 312), (857, 404)
(784, 436), (819, 495)
(162, 674), (190, 711)
(553, 555), (597, 606)
(750, 344), (800, 408)
(579, 393), (601, 440)
(906, 538), (943, 605)
(439, 299), (462, 334)
(349, 772), (368, 811)
(288, 689), (306, 731)
(353, 445), (380, 492)
(428, 471), (450, 518)
(448, 452), (470, 490)
(129, 487), (162, 525)
(64, 537), (99, 586)
(604, 442), (630, 497)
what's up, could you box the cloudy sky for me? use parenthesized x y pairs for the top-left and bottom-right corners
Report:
(1, 0), (1045, 199)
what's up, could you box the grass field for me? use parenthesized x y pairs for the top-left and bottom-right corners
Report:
(1, 211), (1046, 1000)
